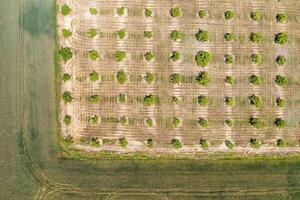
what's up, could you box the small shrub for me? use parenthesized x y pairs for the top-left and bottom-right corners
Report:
(276, 55), (287, 65)
(116, 7), (125, 16)
(224, 76), (236, 85)
(224, 33), (234, 41)
(145, 8), (153, 17)
(119, 137), (128, 148)
(250, 11), (263, 21)
(249, 75), (263, 85)
(64, 115), (72, 125)
(63, 91), (72, 103)
(197, 117), (208, 128)
(250, 138), (261, 149)
(225, 96), (236, 107)
(195, 29), (209, 42)
(64, 135), (74, 145)
(145, 117), (154, 127)
(61, 4), (71, 16)
(88, 28), (98, 38)
(170, 7), (181, 17)
(144, 31), (153, 39)
(117, 93), (127, 104)
(119, 116), (128, 126)
(274, 118), (287, 128)
(62, 73), (71, 82)
(225, 119), (234, 127)
(170, 51), (181, 62)
(89, 137), (101, 147)
(89, 71), (99, 82)
(277, 139), (286, 148)
(276, 97), (286, 108)
(198, 10), (207, 19)
(276, 13), (287, 23)
(275, 75), (290, 87)
(58, 47), (72, 63)
(170, 30), (182, 41)
(250, 32), (263, 43)
(144, 72), (155, 84)
(197, 95), (209, 106)
(224, 54), (234, 64)
(88, 95), (100, 103)
(115, 51), (127, 62)
(195, 71), (209, 86)
(89, 115), (99, 124)
(248, 94), (263, 109)
(89, 8), (98, 15)
(171, 138), (182, 149)
(143, 94), (157, 106)
(172, 96), (180, 104)
(224, 11), (235, 20)
(200, 138), (209, 149)
(274, 32), (288, 45)
(195, 51), (212, 67)
(62, 29), (72, 38)
(250, 54), (263, 65)
(116, 70), (128, 84)
(144, 51), (154, 62)
(117, 29), (127, 39)
(147, 138), (154, 147)
(172, 117), (182, 128)
(249, 116), (264, 129)
(89, 49), (99, 61)
(169, 73), (182, 84)
(225, 140), (235, 149)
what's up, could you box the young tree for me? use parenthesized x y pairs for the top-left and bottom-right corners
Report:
(144, 72), (155, 84)
(171, 138), (182, 149)
(224, 33), (234, 42)
(224, 11), (235, 20)
(172, 117), (182, 128)
(172, 96), (180, 105)
(145, 8), (153, 17)
(143, 94), (157, 106)
(64, 135), (74, 145)
(170, 7), (181, 17)
(274, 118), (287, 128)
(144, 31), (153, 39)
(147, 138), (154, 147)
(249, 75), (263, 85)
(250, 11), (263, 21)
(250, 138), (261, 149)
(250, 32), (264, 43)
(198, 10), (207, 19)
(197, 117), (208, 128)
(64, 115), (72, 125)
(117, 29), (127, 39)
(116, 7), (125, 16)
(195, 29), (209, 42)
(89, 49), (100, 61)
(274, 32), (288, 45)
(225, 119), (234, 127)
(61, 4), (71, 16)
(276, 55), (287, 65)
(170, 51), (181, 62)
(197, 95), (209, 106)
(195, 51), (212, 67)
(170, 30), (183, 41)
(276, 97), (286, 108)
(62, 29), (72, 38)
(145, 117), (154, 127)
(169, 73), (182, 84)
(115, 51), (127, 62)
(119, 137), (128, 148)
(89, 8), (98, 15)
(62, 73), (71, 82)
(89, 137), (101, 147)
(248, 94), (263, 109)
(225, 96), (236, 107)
(225, 140), (235, 149)
(277, 139), (286, 148)
(62, 91), (72, 103)
(88, 95), (100, 103)
(200, 138), (209, 149)
(275, 75), (290, 87)
(144, 51), (154, 62)
(116, 70), (128, 84)
(89, 71), (100, 82)
(88, 28), (98, 38)
(249, 116), (264, 129)
(224, 54), (234, 64)
(195, 71), (209, 86)
(117, 93), (127, 104)
(250, 54), (263, 65)
(89, 115), (99, 124)
(58, 47), (73, 63)
(119, 116), (128, 126)
(276, 13), (287, 23)
(224, 76), (236, 85)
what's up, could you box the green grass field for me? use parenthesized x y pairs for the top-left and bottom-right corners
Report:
(1, 0), (300, 199)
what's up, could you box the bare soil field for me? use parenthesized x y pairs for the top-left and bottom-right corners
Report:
(57, 0), (300, 154)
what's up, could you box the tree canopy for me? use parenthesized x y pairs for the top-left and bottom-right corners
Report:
(58, 47), (73, 63)
(274, 32), (288, 45)
(115, 51), (127, 62)
(195, 71), (209, 86)
(116, 70), (128, 84)
(89, 49), (100, 61)
(170, 7), (181, 17)
(195, 51), (212, 67)
(169, 73), (182, 84)
(195, 29), (209, 42)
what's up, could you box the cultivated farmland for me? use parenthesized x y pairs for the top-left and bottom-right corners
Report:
(57, 0), (300, 154)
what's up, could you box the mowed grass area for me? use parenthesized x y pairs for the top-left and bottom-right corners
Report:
(58, 0), (300, 152)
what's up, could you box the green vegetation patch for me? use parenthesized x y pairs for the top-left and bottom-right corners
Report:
(172, 117), (182, 128)
(62, 29), (72, 38)
(144, 51), (154, 62)
(143, 94), (158, 106)
(200, 138), (209, 149)
(144, 72), (155, 84)
(115, 50), (127, 62)
(276, 55), (287, 65)
(250, 138), (261, 149)
(250, 54), (263, 65)
(249, 116), (264, 129)
(171, 138), (182, 149)
(144, 31), (153, 39)
(249, 75), (263, 85)
(64, 115), (72, 126)
(274, 118), (287, 128)
(117, 29), (127, 39)
(275, 75), (290, 87)
(89, 71), (100, 82)
(198, 10), (207, 19)
(88, 28), (98, 38)
(116, 7), (126, 16)
(274, 32), (288, 45)
(195, 29), (209, 42)
(58, 47), (73, 63)
(197, 95), (209, 106)
(116, 70), (128, 84)
(224, 33), (234, 41)
(225, 96), (236, 107)
(197, 117), (208, 128)
(62, 73), (71, 82)
(88, 95), (101, 103)
(170, 30), (183, 41)
(89, 49), (100, 61)
(195, 71), (209, 86)
(248, 94), (263, 109)
(276, 13), (287, 23)
(224, 76), (236, 85)
(250, 11), (263, 21)
(89, 8), (98, 15)
(62, 91), (72, 103)
(61, 4), (71, 16)
(170, 51), (181, 62)
(145, 8), (153, 17)
(224, 10), (235, 20)
(170, 7), (181, 17)
(195, 51), (212, 67)
(224, 54), (234, 64)
(169, 73), (182, 84)
(250, 32), (263, 43)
